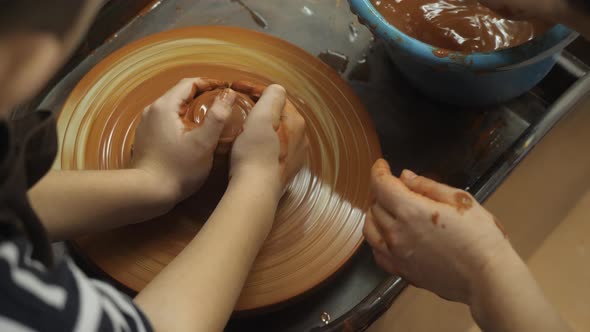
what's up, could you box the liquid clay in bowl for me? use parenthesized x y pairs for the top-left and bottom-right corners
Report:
(349, 0), (579, 106)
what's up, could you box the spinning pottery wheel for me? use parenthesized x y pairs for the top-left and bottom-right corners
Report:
(57, 26), (381, 311)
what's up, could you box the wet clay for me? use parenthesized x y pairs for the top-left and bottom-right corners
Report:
(431, 211), (440, 225)
(57, 26), (381, 312)
(454, 192), (474, 213)
(372, 0), (550, 53)
(184, 88), (254, 142)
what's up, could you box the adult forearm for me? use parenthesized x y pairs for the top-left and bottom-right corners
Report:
(469, 246), (572, 332)
(28, 169), (176, 241)
(134, 171), (281, 332)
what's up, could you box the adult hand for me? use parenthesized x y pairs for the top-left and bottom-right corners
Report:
(364, 159), (512, 304)
(230, 84), (308, 196)
(132, 77), (235, 202)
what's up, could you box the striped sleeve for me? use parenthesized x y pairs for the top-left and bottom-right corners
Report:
(0, 237), (153, 332)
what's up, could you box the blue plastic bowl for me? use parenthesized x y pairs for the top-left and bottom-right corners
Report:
(349, 0), (579, 106)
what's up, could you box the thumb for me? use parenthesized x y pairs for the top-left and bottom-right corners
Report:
(189, 89), (236, 142)
(244, 84), (286, 130)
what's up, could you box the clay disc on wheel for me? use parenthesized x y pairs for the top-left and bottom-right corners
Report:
(57, 26), (381, 311)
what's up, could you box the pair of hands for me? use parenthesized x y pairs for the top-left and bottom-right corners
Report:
(132, 77), (520, 309)
(131, 77), (308, 204)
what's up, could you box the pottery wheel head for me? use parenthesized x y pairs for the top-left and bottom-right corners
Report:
(58, 26), (381, 312)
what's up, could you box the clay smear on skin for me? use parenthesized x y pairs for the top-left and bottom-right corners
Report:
(454, 192), (473, 214)
(452, 192), (507, 237)
(493, 216), (508, 238)
(431, 211), (439, 225)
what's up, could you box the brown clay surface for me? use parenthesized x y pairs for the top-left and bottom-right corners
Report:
(184, 88), (254, 142)
(372, 0), (550, 53)
(57, 26), (381, 311)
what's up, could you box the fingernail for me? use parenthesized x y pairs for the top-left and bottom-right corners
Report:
(401, 169), (417, 180)
(218, 88), (237, 104)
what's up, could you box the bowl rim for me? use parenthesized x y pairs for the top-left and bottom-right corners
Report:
(349, 0), (579, 71)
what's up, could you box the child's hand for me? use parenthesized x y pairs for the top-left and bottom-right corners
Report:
(277, 99), (308, 185)
(132, 78), (235, 202)
(230, 84), (308, 196)
(364, 159), (513, 304)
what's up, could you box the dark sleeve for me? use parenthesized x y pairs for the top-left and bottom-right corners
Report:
(0, 237), (154, 332)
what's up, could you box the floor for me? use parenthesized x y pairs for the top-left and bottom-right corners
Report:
(368, 93), (590, 332)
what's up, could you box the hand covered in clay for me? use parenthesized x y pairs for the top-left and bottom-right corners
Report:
(364, 159), (512, 304)
(132, 78), (235, 202)
(230, 84), (308, 195)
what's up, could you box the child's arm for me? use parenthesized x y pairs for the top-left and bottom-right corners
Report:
(134, 85), (308, 332)
(28, 169), (178, 240)
(28, 78), (234, 241)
